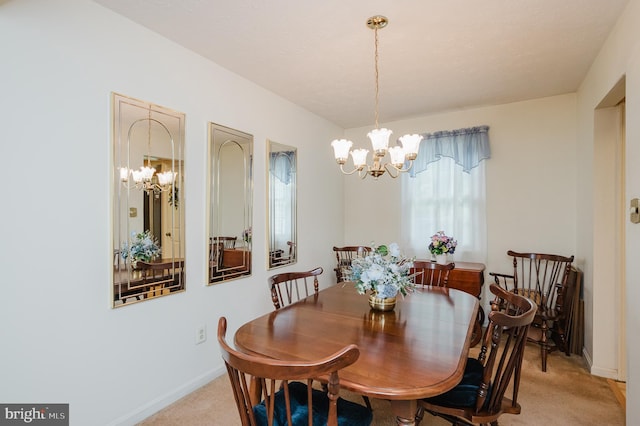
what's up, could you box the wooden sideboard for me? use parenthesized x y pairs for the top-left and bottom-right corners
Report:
(447, 261), (485, 297)
(222, 248), (251, 272)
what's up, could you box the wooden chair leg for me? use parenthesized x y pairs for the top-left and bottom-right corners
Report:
(414, 406), (424, 425)
(362, 396), (372, 411)
(541, 321), (549, 372)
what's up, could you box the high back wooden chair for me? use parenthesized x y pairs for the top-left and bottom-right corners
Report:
(332, 246), (372, 282)
(489, 250), (574, 371)
(217, 317), (373, 426)
(410, 260), (455, 287)
(416, 284), (537, 426)
(269, 267), (323, 310)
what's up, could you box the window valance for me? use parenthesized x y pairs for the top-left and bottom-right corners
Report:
(270, 151), (295, 184)
(410, 125), (491, 176)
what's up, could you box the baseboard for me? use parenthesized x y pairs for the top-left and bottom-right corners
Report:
(583, 347), (619, 379)
(582, 347), (593, 368)
(107, 366), (226, 426)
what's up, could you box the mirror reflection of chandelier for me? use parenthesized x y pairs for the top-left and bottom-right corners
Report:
(119, 108), (177, 194)
(331, 15), (422, 179)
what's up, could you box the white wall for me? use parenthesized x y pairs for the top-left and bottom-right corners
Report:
(0, 0), (344, 424)
(343, 94), (578, 314)
(575, 0), (640, 420)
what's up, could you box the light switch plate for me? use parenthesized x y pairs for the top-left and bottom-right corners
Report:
(630, 198), (639, 224)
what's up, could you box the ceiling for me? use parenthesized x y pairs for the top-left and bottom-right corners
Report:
(94, 0), (629, 129)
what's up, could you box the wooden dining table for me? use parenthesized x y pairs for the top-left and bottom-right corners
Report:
(234, 283), (479, 425)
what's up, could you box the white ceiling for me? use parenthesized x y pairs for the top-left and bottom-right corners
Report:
(94, 0), (629, 129)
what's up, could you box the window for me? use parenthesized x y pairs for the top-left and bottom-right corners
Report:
(401, 126), (490, 262)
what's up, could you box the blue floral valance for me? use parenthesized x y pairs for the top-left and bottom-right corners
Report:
(269, 151), (295, 185)
(409, 125), (491, 176)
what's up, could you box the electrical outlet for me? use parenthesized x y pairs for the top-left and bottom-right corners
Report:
(195, 325), (206, 345)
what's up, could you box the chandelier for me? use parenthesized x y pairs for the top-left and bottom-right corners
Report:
(119, 107), (177, 195)
(331, 15), (422, 179)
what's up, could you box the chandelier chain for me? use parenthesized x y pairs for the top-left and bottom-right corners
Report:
(374, 26), (380, 130)
(147, 106), (152, 168)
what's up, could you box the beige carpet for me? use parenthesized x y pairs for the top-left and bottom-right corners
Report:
(139, 342), (625, 425)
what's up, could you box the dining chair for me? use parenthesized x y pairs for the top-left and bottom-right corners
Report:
(416, 284), (537, 426)
(410, 260), (455, 287)
(209, 239), (225, 282)
(269, 267), (323, 310)
(270, 241), (297, 267)
(332, 246), (372, 282)
(217, 317), (373, 426)
(489, 250), (575, 372)
(214, 236), (238, 249)
(268, 266), (373, 412)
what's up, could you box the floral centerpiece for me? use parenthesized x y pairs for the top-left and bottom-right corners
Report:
(428, 231), (457, 255)
(121, 230), (161, 267)
(350, 243), (415, 302)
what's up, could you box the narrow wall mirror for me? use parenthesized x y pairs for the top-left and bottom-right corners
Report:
(208, 123), (253, 284)
(267, 140), (297, 269)
(112, 93), (185, 307)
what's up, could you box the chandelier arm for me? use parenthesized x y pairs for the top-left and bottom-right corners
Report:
(387, 159), (416, 175)
(383, 163), (400, 179)
(339, 164), (365, 176)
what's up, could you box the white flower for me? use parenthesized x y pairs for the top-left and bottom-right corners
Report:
(363, 263), (384, 281)
(388, 242), (400, 258)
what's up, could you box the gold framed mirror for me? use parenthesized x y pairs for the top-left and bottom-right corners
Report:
(267, 140), (297, 269)
(112, 93), (185, 307)
(208, 123), (253, 284)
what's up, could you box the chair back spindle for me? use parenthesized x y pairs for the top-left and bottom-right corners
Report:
(410, 260), (455, 287)
(268, 267), (323, 310)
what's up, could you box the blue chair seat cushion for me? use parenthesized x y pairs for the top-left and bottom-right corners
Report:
(253, 381), (372, 426)
(423, 358), (485, 409)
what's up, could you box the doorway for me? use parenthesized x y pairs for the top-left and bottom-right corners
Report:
(594, 77), (626, 382)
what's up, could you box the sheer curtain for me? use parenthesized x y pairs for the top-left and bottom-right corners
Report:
(401, 126), (490, 263)
(269, 151), (295, 250)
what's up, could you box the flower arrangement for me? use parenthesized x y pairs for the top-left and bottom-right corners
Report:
(428, 231), (457, 255)
(121, 230), (161, 264)
(242, 227), (252, 243)
(350, 243), (415, 299)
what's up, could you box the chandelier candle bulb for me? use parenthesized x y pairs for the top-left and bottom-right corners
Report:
(157, 171), (177, 186)
(388, 146), (405, 167)
(399, 134), (422, 160)
(368, 128), (392, 155)
(331, 139), (353, 164)
(119, 167), (130, 181)
(351, 149), (369, 168)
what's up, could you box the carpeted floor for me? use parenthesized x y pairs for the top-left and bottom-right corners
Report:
(138, 342), (625, 425)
